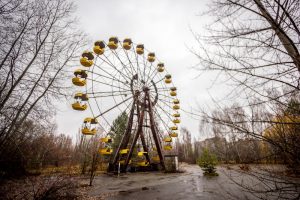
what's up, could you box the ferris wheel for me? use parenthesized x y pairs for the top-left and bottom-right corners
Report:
(71, 37), (180, 171)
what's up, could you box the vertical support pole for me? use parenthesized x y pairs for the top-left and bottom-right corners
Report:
(140, 131), (151, 163)
(124, 96), (147, 169)
(146, 91), (165, 170)
(111, 96), (137, 169)
(118, 162), (120, 177)
(136, 100), (151, 164)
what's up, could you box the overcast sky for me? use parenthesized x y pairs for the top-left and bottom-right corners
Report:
(55, 0), (226, 141)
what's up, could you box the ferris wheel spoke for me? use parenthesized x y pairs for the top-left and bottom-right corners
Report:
(146, 64), (158, 84)
(94, 102), (113, 132)
(145, 62), (154, 84)
(112, 53), (134, 78)
(86, 78), (129, 91)
(156, 92), (176, 100)
(88, 84), (128, 96)
(148, 94), (173, 124)
(87, 89), (132, 95)
(143, 54), (153, 84)
(94, 96), (133, 118)
(93, 62), (128, 83)
(142, 53), (147, 82)
(122, 46), (138, 75)
(131, 45), (140, 79)
(87, 70), (130, 86)
(92, 93), (131, 98)
(132, 45), (144, 84)
(98, 53), (132, 81)
(110, 47), (134, 78)
(86, 100), (110, 133)
(111, 69), (132, 113)
(155, 101), (174, 119)
(109, 53), (134, 80)
(156, 88), (170, 92)
(158, 97), (173, 106)
(153, 77), (165, 85)
(90, 78), (115, 132)
(150, 98), (173, 121)
(148, 67), (160, 84)
(152, 107), (171, 133)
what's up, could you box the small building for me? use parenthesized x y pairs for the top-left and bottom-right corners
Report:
(164, 155), (179, 172)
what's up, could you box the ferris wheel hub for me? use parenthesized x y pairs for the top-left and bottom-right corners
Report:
(142, 86), (150, 92)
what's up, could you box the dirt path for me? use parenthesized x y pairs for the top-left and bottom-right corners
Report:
(85, 164), (256, 200)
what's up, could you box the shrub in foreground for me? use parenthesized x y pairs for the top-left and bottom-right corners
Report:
(197, 148), (218, 176)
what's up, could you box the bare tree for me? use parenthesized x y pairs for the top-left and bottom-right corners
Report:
(0, 0), (87, 176)
(193, 0), (300, 198)
(193, 0), (299, 104)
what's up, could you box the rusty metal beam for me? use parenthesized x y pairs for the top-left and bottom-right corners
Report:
(136, 100), (151, 164)
(124, 95), (146, 169)
(139, 130), (151, 163)
(110, 96), (137, 169)
(146, 90), (165, 170)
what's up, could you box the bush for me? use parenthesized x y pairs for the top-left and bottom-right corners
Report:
(197, 148), (218, 176)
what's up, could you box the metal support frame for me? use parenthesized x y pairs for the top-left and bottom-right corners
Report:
(136, 100), (151, 163)
(124, 96), (146, 169)
(110, 95), (137, 169)
(109, 88), (165, 172)
(146, 90), (166, 170)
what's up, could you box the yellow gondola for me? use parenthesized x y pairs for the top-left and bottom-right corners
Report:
(74, 93), (89, 101)
(119, 160), (132, 164)
(83, 117), (97, 124)
(152, 156), (160, 162)
(137, 161), (150, 167)
(170, 126), (178, 131)
(170, 87), (177, 91)
(173, 118), (180, 124)
(169, 132), (178, 137)
(80, 51), (94, 67)
(173, 105), (180, 110)
(173, 113), (180, 118)
(72, 102), (87, 111)
(108, 37), (118, 49)
(100, 137), (112, 143)
(123, 38), (132, 50)
(136, 44), (144, 54)
(170, 91), (177, 96)
(72, 92), (88, 111)
(165, 74), (172, 84)
(120, 149), (129, 154)
(72, 69), (87, 86)
(137, 151), (148, 157)
(99, 148), (113, 155)
(81, 117), (98, 135)
(163, 136), (172, 142)
(157, 63), (164, 72)
(147, 52), (155, 62)
(72, 77), (86, 86)
(173, 99), (180, 104)
(164, 145), (172, 150)
(81, 127), (97, 135)
(93, 40), (105, 55)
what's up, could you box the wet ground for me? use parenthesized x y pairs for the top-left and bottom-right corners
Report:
(87, 164), (257, 200)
